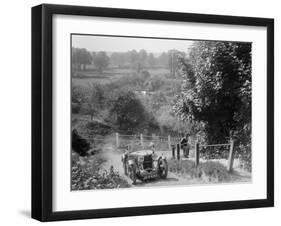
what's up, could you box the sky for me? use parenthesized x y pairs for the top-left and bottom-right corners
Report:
(72, 34), (193, 53)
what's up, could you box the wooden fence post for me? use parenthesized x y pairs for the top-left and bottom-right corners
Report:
(195, 142), (199, 167)
(168, 135), (171, 150)
(140, 133), (144, 147)
(116, 132), (119, 149)
(227, 139), (235, 172)
(176, 143), (180, 160)
(172, 145), (175, 159)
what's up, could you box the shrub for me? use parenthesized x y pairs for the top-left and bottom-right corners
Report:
(200, 146), (229, 160)
(72, 85), (90, 104)
(110, 91), (147, 133)
(71, 153), (130, 190)
(72, 103), (81, 114)
(72, 129), (91, 156)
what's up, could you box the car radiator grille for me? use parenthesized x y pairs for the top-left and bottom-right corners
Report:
(143, 155), (153, 170)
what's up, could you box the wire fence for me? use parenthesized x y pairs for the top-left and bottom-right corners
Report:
(117, 133), (177, 152)
(76, 131), (236, 171)
(200, 143), (231, 160)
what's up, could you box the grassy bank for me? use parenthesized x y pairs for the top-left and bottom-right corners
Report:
(168, 159), (231, 183)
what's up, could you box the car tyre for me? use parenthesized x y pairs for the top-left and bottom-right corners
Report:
(128, 164), (137, 185)
(158, 158), (168, 179)
(123, 162), (128, 175)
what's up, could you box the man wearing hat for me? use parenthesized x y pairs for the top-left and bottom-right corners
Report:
(180, 134), (190, 158)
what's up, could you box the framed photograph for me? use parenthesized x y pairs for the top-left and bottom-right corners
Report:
(32, 4), (274, 221)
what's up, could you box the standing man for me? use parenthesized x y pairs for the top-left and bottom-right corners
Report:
(180, 134), (190, 158)
(149, 142), (155, 153)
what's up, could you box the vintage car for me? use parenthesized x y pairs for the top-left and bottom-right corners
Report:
(121, 149), (168, 184)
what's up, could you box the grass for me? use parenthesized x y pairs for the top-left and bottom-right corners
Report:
(168, 159), (231, 183)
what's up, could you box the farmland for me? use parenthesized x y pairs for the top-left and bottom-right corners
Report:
(72, 67), (172, 87)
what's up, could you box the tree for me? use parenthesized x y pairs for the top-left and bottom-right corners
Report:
(174, 41), (252, 144)
(157, 52), (169, 68)
(93, 51), (110, 72)
(128, 50), (139, 67)
(157, 105), (203, 137)
(168, 50), (185, 77)
(72, 48), (92, 71)
(148, 53), (156, 67)
(139, 49), (148, 68)
(88, 83), (105, 120)
(110, 91), (147, 133)
(110, 52), (125, 67)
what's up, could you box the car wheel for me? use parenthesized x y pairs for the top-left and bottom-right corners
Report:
(123, 162), (128, 175)
(158, 158), (168, 179)
(128, 164), (137, 185)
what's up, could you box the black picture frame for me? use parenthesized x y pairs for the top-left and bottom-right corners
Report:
(32, 3), (274, 222)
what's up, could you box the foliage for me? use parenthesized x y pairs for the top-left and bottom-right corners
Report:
(174, 41), (252, 170)
(148, 53), (156, 67)
(71, 153), (130, 190)
(110, 91), (148, 133)
(108, 49), (190, 71)
(144, 75), (166, 91)
(200, 146), (229, 160)
(174, 41), (251, 143)
(235, 129), (252, 171)
(72, 103), (81, 114)
(72, 129), (91, 156)
(168, 50), (186, 77)
(113, 72), (149, 91)
(93, 51), (110, 72)
(156, 105), (189, 135)
(72, 48), (92, 70)
(144, 75), (181, 93)
(149, 92), (167, 112)
(88, 83), (106, 119)
(72, 85), (89, 103)
(72, 70), (189, 138)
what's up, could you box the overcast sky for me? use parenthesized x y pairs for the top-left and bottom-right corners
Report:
(72, 35), (193, 53)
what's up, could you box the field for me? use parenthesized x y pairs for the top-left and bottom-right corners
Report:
(72, 67), (171, 87)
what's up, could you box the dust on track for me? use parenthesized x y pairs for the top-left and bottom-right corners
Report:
(99, 143), (193, 187)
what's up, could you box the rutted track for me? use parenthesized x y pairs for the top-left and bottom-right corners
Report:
(100, 144), (193, 187)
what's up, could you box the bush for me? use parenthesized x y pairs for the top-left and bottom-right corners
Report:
(72, 103), (81, 114)
(72, 129), (91, 156)
(200, 146), (229, 160)
(109, 91), (147, 133)
(72, 85), (89, 103)
(71, 153), (130, 190)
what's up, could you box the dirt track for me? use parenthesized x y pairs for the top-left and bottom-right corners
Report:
(99, 144), (205, 187)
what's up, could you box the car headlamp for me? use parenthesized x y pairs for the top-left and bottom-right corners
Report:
(138, 156), (144, 162)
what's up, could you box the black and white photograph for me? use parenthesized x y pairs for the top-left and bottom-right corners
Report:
(29, 3), (274, 222)
(71, 34), (252, 190)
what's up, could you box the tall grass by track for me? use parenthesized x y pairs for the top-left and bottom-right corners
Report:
(168, 159), (230, 183)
